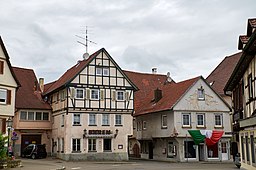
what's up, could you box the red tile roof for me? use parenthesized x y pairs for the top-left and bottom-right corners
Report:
(206, 52), (242, 96)
(44, 49), (102, 95)
(12, 67), (51, 110)
(124, 70), (200, 116)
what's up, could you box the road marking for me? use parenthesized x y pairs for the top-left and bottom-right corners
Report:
(71, 167), (81, 169)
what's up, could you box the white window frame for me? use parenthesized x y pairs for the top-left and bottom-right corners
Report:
(102, 114), (109, 126)
(20, 111), (27, 120)
(0, 89), (7, 104)
(76, 88), (84, 99)
(96, 67), (109, 76)
(96, 67), (102, 75)
(89, 113), (96, 126)
(73, 113), (81, 125)
(115, 114), (122, 126)
(116, 91), (125, 101)
(91, 89), (99, 100)
(198, 88), (205, 100)
(103, 68), (109, 76)
(214, 114), (223, 127)
(197, 113), (205, 127)
(182, 113), (191, 127)
(72, 138), (81, 152)
(162, 115), (167, 128)
(88, 139), (96, 152)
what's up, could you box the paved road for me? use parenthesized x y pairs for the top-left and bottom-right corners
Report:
(11, 158), (242, 170)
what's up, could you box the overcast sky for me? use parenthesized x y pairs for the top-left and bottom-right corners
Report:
(0, 0), (255, 83)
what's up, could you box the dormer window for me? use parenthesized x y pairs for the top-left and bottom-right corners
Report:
(198, 87), (205, 100)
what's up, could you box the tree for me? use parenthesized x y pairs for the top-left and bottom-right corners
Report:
(0, 133), (8, 160)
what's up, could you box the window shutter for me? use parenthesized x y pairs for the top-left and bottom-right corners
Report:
(112, 91), (116, 101)
(2, 119), (6, 134)
(6, 90), (11, 105)
(125, 91), (129, 101)
(0, 61), (3, 74)
(86, 89), (90, 99)
(70, 87), (75, 99)
(100, 90), (104, 100)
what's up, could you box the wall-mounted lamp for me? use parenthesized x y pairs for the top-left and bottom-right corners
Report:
(83, 129), (87, 138)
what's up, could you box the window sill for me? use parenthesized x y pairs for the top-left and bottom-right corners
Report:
(103, 150), (112, 152)
(72, 151), (81, 153)
(73, 124), (82, 126)
(102, 125), (110, 126)
(196, 125), (206, 129)
(89, 124), (97, 126)
(88, 151), (97, 152)
(182, 125), (192, 128)
(161, 126), (167, 129)
(214, 126), (224, 129)
(115, 125), (123, 127)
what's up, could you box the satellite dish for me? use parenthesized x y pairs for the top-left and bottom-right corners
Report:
(83, 53), (89, 60)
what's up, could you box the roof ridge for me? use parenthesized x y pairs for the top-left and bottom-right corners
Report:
(124, 70), (167, 76)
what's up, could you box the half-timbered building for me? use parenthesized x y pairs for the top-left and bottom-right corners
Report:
(0, 36), (19, 134)
(225, 18), (256, 170)
(43, 48), (137, 161)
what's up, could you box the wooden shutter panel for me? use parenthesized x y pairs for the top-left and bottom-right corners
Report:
(100, 90), (104, 100)
(2, 119), (6, 134)
(6, 90), (11, 105)
(86, 89), (90, 99)
(112, 91), (116, 101)
(125, 92), (129, 101)
(0, 61), (3, 74)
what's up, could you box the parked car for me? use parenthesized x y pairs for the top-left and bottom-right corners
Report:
(21, 144), (47, 159)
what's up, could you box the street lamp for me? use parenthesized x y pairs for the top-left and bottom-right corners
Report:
(6, 117), (13, 156)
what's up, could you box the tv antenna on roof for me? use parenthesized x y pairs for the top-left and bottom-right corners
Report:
(76, 26), (97, 59)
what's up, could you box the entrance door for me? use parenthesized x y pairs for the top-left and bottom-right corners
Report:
(132, 143), (140, 158)
(21, 135), (41, 153)
(148, 141), (153, 159)
(199, 144), (205, 161)
(221, 142), (228, 160)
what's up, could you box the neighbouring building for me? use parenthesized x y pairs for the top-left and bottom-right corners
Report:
(12, 67), (52, 157)
(0, 36), (19, 134)
(126, 70), (231, 162)
(224, 18), (256, 170)
(43, 48), (137, 161)
(206, 52), (242, 159)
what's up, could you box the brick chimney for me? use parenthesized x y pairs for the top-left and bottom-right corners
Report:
(152, 67), (157, 74)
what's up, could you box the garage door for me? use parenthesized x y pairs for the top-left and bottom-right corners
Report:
(21, 135), (41, 153)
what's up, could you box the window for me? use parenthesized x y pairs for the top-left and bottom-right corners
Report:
(0, 89), (7, 104)
(133, 118), (136, 130)
(89, 113), (96, 125)
(197, 114), (205, 126)
(207, 143), (218, 158)
(20, 111), (27, 120)
(61, 138), (64, 153)
(115, 114), (122, 125)
(76, 88), (84, 99)
(73, 114), (81, 125)
(61, 115), (64, 127)
(0, 60), (3, 74)
(91, 89), (99, 100)
(182, 113), (191, 126)
(72, 138), (81, 152)
(162, 115), (167, 128)
(102, 114), (109, 126)
(184, 141), (196, 158)
(103, 139), (111, 151)
(116, 91), (124, 100)
(96, 67), (109, 76)
(248, 74), (253, 99)
(20, 111), (49, 121)
(198, 87), (205, 100)
(215, 114), (222, 126)
(143, 121), (147, 130)
(60, 90), (65, 100)
(88, 139), (96, 152)
(168, 142), (176, 157)
(28, 112), (34, 120)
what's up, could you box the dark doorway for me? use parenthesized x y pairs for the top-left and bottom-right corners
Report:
(199, 144), (204, 161)
(21, 135), (41, 154)
(149, 141), (153, 159)
(132, 143), (140, 158)
(103, 139), (112, 151)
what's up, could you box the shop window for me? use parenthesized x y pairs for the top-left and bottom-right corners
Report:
(184, 141), (196, 158)
(88, 139), (96, 152)
(245, 136), (250, 162)
(250, 135), (255, 163)
(207, 143), (218, 158)
(168, 142), (176, 158)
(72, 138), (81, 152)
